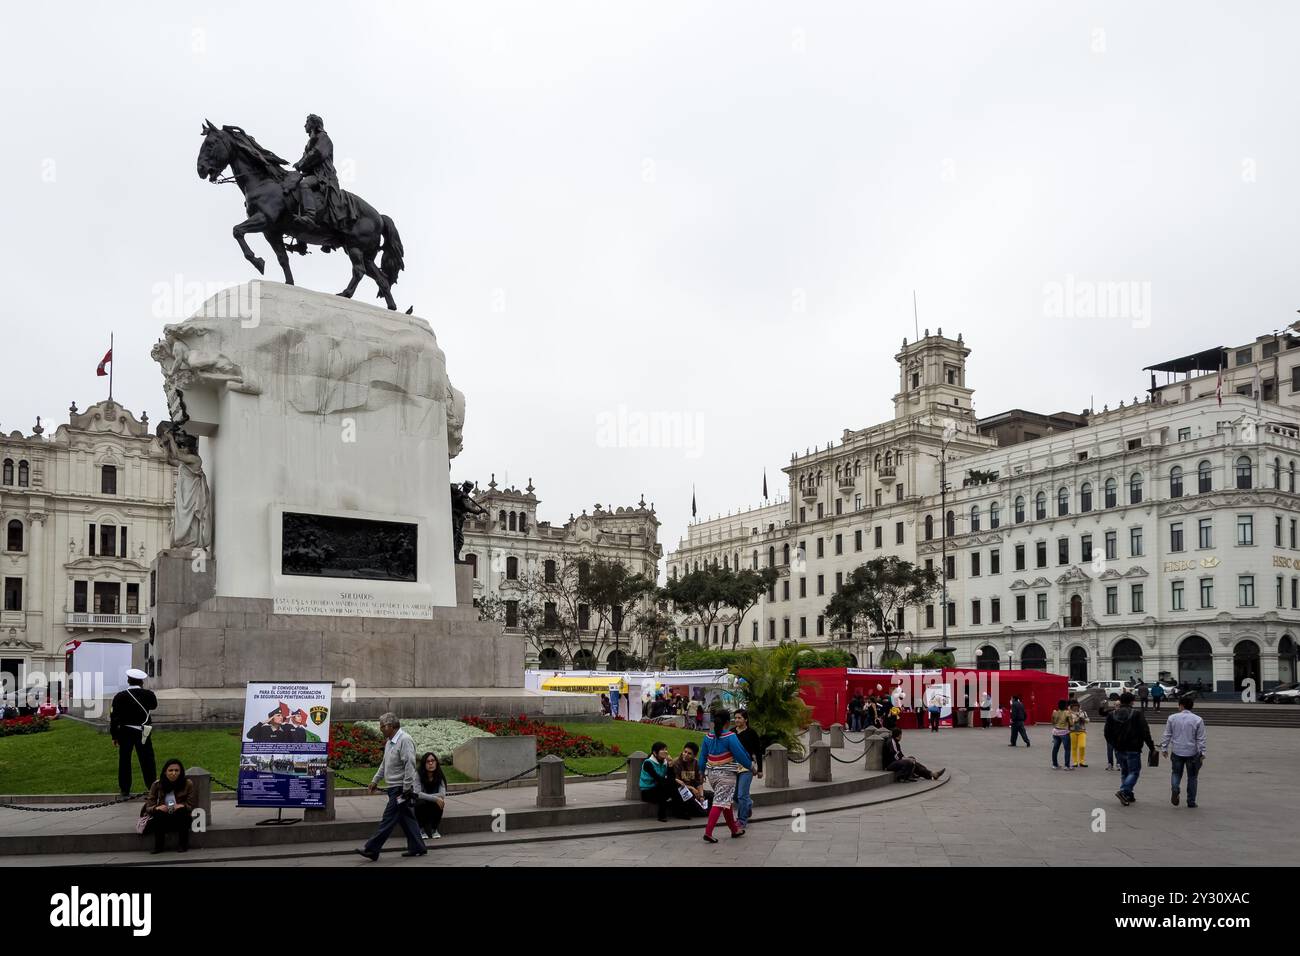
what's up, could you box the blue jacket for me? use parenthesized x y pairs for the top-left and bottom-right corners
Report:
(698, 731), (754, 772)
(639, 755), (670, 790)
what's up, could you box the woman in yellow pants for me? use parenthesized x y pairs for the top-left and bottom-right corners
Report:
(1068, 700), (1089, 767)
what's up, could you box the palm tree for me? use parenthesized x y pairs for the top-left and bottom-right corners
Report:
(729, 643), (814, 755)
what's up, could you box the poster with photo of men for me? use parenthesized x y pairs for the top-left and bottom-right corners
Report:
(237, 682), (333, 809)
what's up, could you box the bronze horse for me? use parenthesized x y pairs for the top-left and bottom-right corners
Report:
(195, 120), (405, 310)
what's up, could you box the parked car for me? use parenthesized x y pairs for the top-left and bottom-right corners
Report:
(1262, 682), (1300, 704)
(1068, 681), (1089, 696)
(1087, 679), (1135, 697)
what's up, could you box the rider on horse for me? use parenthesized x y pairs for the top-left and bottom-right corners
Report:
(290, 114), (357, 232)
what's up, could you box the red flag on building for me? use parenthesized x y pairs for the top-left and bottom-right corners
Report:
(96, 348), (112, 376)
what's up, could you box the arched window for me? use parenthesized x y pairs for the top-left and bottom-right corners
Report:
(752, 550), (758, 569)
(782, 543), (790, 565)
(1068, 645), (1088, 683)
(874, 454), (882, 471)
(100, 465), (116, 495)
(1129, 472), (1143, 504)
(734, 551), (739, 569)
(1232, 639), (1261, 692)
(505, 556), (519, 580)
(1080, 481), (1093, 512)
(1275, 457), (1283, 490)
(854, 459), (861, 476)
(607, 650), (630, 670)
(508, 511), (517, 531)
(1177, 635), (1213, 688)
(970, 505), (980, 532)
(799, 475), (805, 490)
(1169, 466), (1183, 499)
(18, 461), (30, 487)
(989, 501), (1001, 528)
(1034, 492), (1046, 520)
(1236, 456), (1252, 490)
(884, 451), (893, 467)
(835, 465), (841, 482)
(1197, 460), (1212, 494)
(1020, 642), (1048, 671)
(945, 510), (955, 537)
(768, 546), (775, 567)
(498, 509), (507, 530)
(723, 554), (729, 569)
(1057, 487), (1069, 516)
(6, 520), (22, 552)
(1, 459), (11, 485)
(1291, 460), (1296, 493)
(1279, 634), (1298, 685)
(1104, 477), (1117, 508)
(538, 647), (562, 669)
(924, 514), (933, 540)
(573, 648), (595, 669)
(1014, 496), (1025, 523)
(518, 512), (527, 533)
(975, 645), (1000, 670)
(1112, 638), (1143, 681)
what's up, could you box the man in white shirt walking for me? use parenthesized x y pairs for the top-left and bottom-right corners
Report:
(1160, 696), (1207, 808)
(357, 713), (427, 860)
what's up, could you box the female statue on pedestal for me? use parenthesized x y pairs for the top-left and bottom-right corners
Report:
(157, 422), (212, 553)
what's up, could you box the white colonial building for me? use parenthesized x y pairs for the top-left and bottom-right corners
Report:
(461, 475), (663, 669)
(666, 327), (1300, 694)
(0, 399), (176, 702)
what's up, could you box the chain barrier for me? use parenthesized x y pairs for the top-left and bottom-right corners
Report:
(444, 765), (538, 795)
(561, 758), (631, 778)
(831, 753), (864, 765)
(209, 775), (237, 792)
(842, 733), (866, 744)
(787, 753), (810, 764)
(0, 792), (141, 812)
(336, 772), (374, 789)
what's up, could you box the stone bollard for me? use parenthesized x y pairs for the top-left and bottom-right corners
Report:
(187, 767), (213, 841)
(536, 755), (566, 807)
(807, 721), (823, 746)
(829, 723), (845, 748)
(305, 769), (336, 822)
(863, 729), (887, 771)
(809, 741), (832, 782)
(763, 744), (789, 789)
(625, 751), (647, 801)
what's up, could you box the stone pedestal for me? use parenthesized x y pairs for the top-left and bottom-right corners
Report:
(452, 735), (536, 781)
(809, 741), (831, 782)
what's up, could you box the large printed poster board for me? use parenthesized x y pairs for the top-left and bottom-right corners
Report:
(237, 682), (333, 809)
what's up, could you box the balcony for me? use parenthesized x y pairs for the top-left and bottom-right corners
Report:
(1061, 614), (1084, 629)
(877, 465), (896, 482)
(837, 474), (856, 491)
(800, 488), (818, 504)
(65, 612), (147, 630)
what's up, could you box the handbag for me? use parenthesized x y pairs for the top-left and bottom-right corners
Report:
(1147, 749), (1159, 768)
(135, 806), (150, 835)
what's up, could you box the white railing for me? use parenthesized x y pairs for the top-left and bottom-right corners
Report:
(65, 612), (147, 628)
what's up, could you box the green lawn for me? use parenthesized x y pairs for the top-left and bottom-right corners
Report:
(0, 719), (470, 795)
(556, 720), (705, 775)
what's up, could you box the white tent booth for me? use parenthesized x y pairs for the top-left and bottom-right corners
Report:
(525, 669), (737, 722)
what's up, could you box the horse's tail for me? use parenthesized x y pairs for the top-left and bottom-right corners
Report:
(380, 214), (405, 286)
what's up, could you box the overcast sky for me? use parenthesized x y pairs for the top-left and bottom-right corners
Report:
(4, 1), (1299, 570)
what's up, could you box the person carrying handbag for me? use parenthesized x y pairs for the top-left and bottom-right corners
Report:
(110, 668), (158, 797)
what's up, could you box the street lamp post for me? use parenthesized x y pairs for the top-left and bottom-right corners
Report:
(924, 425), (958, 662)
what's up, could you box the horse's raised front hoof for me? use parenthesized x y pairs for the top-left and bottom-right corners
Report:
(250, 257), (265, 275)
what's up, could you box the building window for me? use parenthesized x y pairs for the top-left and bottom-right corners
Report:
(1237, 514), (1254, 546)
(99, 524), (117, 557)
(1105, 586), (1118, 615)
(1081, 534), (1093, 563)
(1292, 519), (1297, 549)
(5, 520), (22, 553)
(578, 604), (590, 631)
(1178, 427), (1191, 441)
(1130, 526), (1143, 557)
(1104, 478), (1117, 508)
(817, 503), (824, 518)
(970, 552), (981, 577)
(834, 534), (842, 556)
(800, 617), (807, 638)
(990, 549), (1000, 574)
(1279, 576), (1286, 608)
(1015, 595), (1026, 621)
(1131, 584), (1144, 614)
(895, 522), (904, 544)
(1239, 575), (1255, 607)
(1014, 544), (1025, 571)
(854, 494), (863, 511)
(1080, 482), (1093, 512)
(815, 539), (823, 559)
(3, 577), (21, 611)
(466, 554), (479, 578)
(1035, 541), (1047, 568)
(1169, 467), (1183, 499)
(970, 506), (980, 532)
(925, 604), (935, 628)
(1035, 492), (1046, 520)
(854, 529), (863, 551)
(0, 459), (11, 485)
(874, 526), (882, 548)
(782, 580), (790, 601)
(836, 498), (844, 515)
(542, 601), (557, 629)
(896, 483), (904, 501)
(578, 560), (590, 585)
(945, 511), (955, 537)
(1014, 496), (1025, 523)
(1236, 456), (1253, 490)
(783, 618), (790, 640)
(1035, 593), (1047, 620)
(799, 577), (807, 598)
(783, 543), (791, 565)
(971, 599), (981, 625)
(990, 598), (1001, 623)
(1129, 472), (1143, 505)
(816, 615), (825, 636)
(506, 556), (519, 580)
(1277, 516), (1284, 548)
(1171, 580), (1184, 611)
(1057, 487), (1069, 516)
(799, 507), (806, 523)
(17, 461), (29, 487)
(1198, 518), (1213, 549)
(768, 620), (776, 641)
(1198, 460), (1212, 494)
(1104, 530), (1117, 560)
(817, 574), (824, 596)
(990, 502), (1000, 528)
(947, 602), (957, 627)
(1058, 538), (1069, 565)
(945, 555), (956, 581)
(1171, 522), (1184, 552)
(1236, 347), (1253, 366)
(835, 571), (843, 592)
(1200, 577), (1214, 609)
(543, 559), (556, 583)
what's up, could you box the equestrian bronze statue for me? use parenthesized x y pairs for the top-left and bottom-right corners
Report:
(196, 116), (406, 310)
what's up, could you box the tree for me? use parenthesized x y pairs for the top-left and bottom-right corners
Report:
(726, 567), (779, 648)
(730, 644), (814, 755)
(628, 602), (678, 666)
(664, 564), (778, 648)
(578, 558), (658, 662)
(824, 556), (939, 658)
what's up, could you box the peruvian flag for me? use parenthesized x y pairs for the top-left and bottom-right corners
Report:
(96, 348), (112, 377)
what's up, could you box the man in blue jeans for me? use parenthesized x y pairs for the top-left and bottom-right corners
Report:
(1103, 692), (1156, 806)
(733, 708), (763, 826)
(1161, 695), (1207, 807)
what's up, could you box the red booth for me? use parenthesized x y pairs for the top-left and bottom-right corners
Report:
(799, 667), (1067, 728)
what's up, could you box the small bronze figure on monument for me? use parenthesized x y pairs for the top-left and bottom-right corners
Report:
(450, 481), (487, 562)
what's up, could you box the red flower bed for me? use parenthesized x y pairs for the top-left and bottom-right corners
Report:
(0, 716), (51, 737)
(326, 722), (386, 770)
(461, 714), (620, 759)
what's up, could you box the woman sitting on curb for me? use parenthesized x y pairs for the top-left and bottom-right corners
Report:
(141, 758), (194, 854)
